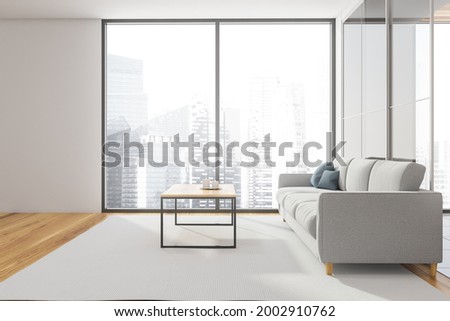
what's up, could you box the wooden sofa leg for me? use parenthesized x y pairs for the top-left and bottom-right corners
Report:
(430, 263), (437, 278)
(325, 263), (333, 276)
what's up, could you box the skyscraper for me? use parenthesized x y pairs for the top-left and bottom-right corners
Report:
(245, 76), (306, 208)
(434, 140), (450, 207)
(136, 102), (214, 208)
(220, 108), (242, 207)
(106, 54), (148, 209)
(107, 54), (148, 130)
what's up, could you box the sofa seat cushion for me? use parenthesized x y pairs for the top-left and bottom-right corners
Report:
(283, 193), (320, 218)
(294, 201), (318, 239)
(276, 187), (321, 206)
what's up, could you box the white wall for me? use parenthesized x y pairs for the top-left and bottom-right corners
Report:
(0, 19), (101, 212)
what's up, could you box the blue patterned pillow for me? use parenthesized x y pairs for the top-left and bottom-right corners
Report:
(310, 162), (334, 187)
(317, 170), (340, 190)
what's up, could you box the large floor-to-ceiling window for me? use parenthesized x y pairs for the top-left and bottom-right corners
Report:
(103, 20), (333, 211)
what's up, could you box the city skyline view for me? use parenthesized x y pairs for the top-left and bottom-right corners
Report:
(105, 23), (331, 209)
(105, 56), (328, 209)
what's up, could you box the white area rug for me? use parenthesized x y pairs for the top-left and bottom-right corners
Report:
(0, 215), (448, 301)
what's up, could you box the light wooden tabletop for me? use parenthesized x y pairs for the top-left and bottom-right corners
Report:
(161, 184), (236, 198)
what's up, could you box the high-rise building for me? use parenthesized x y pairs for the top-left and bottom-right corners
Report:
(245, 77), (279, 208)
(107, 54), (148, 130)
(245, 76), (306, 208)
(106, 54), (148, 209)
(220, 108), (242, 207)
(434, 140), (450, 207)
(105, 117), (138, 209)
(135, 102), (214, 208)
(290, 84), (307, 172)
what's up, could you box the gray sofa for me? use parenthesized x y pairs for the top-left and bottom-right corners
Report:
(277, 159), (443, 276)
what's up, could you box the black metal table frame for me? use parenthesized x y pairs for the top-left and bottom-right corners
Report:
(160, 196), (237, 248)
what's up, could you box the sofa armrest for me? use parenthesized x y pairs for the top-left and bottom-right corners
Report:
(278, 174), (313, 188)
(317, 191), (443, 264)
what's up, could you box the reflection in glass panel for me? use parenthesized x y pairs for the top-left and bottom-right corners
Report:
(363, 110), (386, 158)
(391, 99), (431, 189)
(391, 0), (431, 183)
(344, 116), (363, 158)
(363, 0), (386, 113)
(415, 99), (430, 189)
(391, 103), (416, 160)
(362, 0), (386, 158)
(343, 4), (363, 118)
(343, 4), (363, 159)
(415, 23), (430, 101)
(391, 0), (430, 107)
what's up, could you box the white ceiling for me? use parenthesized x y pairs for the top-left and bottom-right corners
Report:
(0, 0), (354, 19)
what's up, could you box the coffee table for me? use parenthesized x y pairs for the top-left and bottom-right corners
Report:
(160, 184), (237, 248)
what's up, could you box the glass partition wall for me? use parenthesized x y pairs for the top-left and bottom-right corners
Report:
(343, 0), (433, 189)
(434, 2), (450, 209)
(391, 0), (431, 188)
(343, 5), (364, 158)
(343, 0), (387, 159)
(344, 0), (450, 209)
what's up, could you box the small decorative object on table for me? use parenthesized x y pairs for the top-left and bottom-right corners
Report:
(202, 179), (220, 190)
(202, 179), (210, 189)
